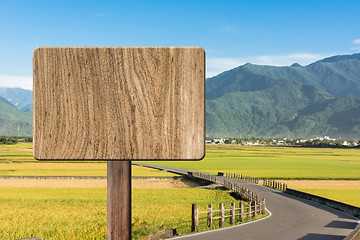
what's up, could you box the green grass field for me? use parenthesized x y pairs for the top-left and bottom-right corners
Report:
(1, 143), (360, 238)
(142, 145), (360, 180)
(0, 187), (242, 239)
(2, 143), (360, 179)
(298, 189), (360, 207)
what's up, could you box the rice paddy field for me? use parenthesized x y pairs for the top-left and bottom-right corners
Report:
(144, 144), (360, 180)
(1, 142), (360, 239)
(0, 187), (241, 239)
(2, 143), (360, 180)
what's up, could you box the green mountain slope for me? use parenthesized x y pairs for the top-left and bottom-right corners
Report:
(206, 53), (360, 138)
(0, 96), (32, 135)
(0, 87), (33, 112)
(1, 53), (360, 138)
(238, 53), (360, 98)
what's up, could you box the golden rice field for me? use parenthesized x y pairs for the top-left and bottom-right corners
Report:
(0, 187), (245, 239)
(1, 142), (360, 239)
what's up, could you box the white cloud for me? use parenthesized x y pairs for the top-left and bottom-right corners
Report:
(0, 75), (32, 90)
(206, 58), (246, 78)
(221, 26), (239, 35)
(206, 53), (330, 78)
(353, 39), (360, 44)
(255, 53), (328, 66)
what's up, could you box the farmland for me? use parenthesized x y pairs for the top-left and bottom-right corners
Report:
(1, 143), (360, 239)
(0, 187), (240, 239)
(142, 145), (360, 180)
(2, 143), (360, 179)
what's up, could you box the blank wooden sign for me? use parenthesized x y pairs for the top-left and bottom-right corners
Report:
(33, 47), (205, 160)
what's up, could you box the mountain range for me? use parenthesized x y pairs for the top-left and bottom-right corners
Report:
(206, 53), (360, 138)
(0, 95), (32, 135)
(1, 53), (360, 137)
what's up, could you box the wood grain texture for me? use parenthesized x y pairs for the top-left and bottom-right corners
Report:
(33, 47), (205, 160)
(107, 161), (131, 240)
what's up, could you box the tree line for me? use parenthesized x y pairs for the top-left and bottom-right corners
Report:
(0, 135), (33, 145)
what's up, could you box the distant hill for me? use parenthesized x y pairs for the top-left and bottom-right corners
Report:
(206, 53), (360, 138)
(0, 96), (32, 135)
(237, 53), (360, 98)
(1, 53), (360, 138)
(0, 87), (33, 112)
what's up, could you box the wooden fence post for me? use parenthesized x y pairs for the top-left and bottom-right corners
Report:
(207, 204), (213, 228)
(262, 198), (266, 215)
(247, 202), (252, 220)
(254, 201), (258, 217)
(219, 203), (224, 228)
(230, 203), (235, 225)
(239, 201), (244, 222)
(191, 204), (198, 232)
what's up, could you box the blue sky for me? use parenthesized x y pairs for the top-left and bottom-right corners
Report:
(1, 0), (360, 90)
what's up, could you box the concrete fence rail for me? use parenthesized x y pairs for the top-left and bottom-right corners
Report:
(286, 188), (360, 217)
(344, 224), (360, 240)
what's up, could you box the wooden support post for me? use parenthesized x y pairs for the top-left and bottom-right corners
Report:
(219, 203), (224, 228)
(239, 202), (244, 222)
(247, 202), (252, 220)
(34, 47), (205, 240)
(192, 204), (198, 232)
(230, 203), (235, 225)
(207, 204), (213, 228)
(107, 161), (131, 240)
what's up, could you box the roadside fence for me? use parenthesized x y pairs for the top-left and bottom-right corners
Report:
(191, 171), (217, 183)
(223, 180), (260, 203)
(190, 171), (267, 232)
(225, 172), (259, 184)
(224, 172), (287, 192)
(191, 199), (266, 232)
(263, 179), (287, 191)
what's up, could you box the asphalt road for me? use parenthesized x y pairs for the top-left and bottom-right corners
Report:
(133, 162), (359, 240)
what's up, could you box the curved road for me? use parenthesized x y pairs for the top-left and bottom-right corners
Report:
(133, 162), (359, 240)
